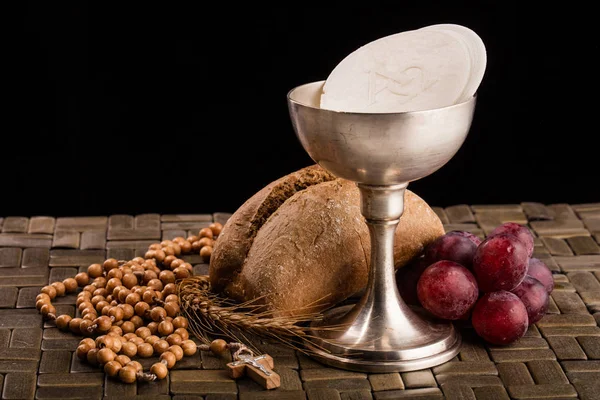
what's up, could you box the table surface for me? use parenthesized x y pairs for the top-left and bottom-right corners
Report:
(1, 203), (600, 400)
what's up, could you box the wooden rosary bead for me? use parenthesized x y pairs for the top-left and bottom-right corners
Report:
(87, 263), (104, 278)
(111, 337), (123, 353)
(115, 355), (131, 367)
(137, 342), (154, 358)
(40, 304), (56, 319)
(108, 325), (123, 337)
(120, 342), (138, 358)
(93, 287), (108, 298)
(36, 293), (51, 303)
(197, 237), (214, 248)
(147, 279), (163, 292)
(127, 360), (143, 373)
(90, 295), (105, 307)
(168, 345), (184, 361)
(135, 327), (151, 339)
(150, 307), (167, 322)
(134, 301), (150, 317)
(129, 315), (144, 330)
(199, 227), (214, 239)
(191, 240), (202, 252)
(181, 340), (197, 356)
(169, 259), (184, 270)
(108, 306), (124, 322)
(179, 240), (192, 253)
(209, 222), (223, 237)
(122, 273), (138, 289)
(35, 299), (49, 312)
(129, 337), (145, 346)
(106, 268), (123, 280)
(121, 321), (136, 334)
(92, 276), (107, 289)
(172, 316), (188, 330)
(170, 242), (182, 256)
(166, 333), (182, 346)
(55, 314), (72, 331)
(209, 339), (228, 356)
(162, 283), (177, 297)
(145, 335), (160, 345)
(123, 333), (137, 341)
(200, 245), (213, 260)
(153, 339), (169, 354)
(118, 365), (137, 383)
(119, 304), (135, 320)
(97, 348), (116, 365)
(76, 344), (91, 360)
(164, 302), (180, 318)
(158, 320), (174, 336)
(162, 255), (176, 268)
(79, 319), (95, 336)
(75, 272), (90, 287)
(83, 284), (96, 293)
(162, 246), (175, 257)
(68, 317), (83, 334)
(96, 335), (114, 350)
(151, 362), (168, 379)
(80, 338), (96, 348)
(86, 348), (100, 366)
(173, 266), (190, 280)
(117, 288), (131, 304)
(159, 270), (175, 285)
(41, 285), (57, 300)
(51, 281), (66, 297)
(174, 328), (189, 341)
(147, 322), (159, 335)
(104, 360), (122, 377)
(103, 258), (119, 272)
(159, 351), (177, 368)
(125, 292), (141, 306)
(91, 315), (110, 333)
(164, 294), (179, 304)
(63, 278), (79, 293)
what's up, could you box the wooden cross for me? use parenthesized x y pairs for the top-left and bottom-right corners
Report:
(226, 353), (281, 389)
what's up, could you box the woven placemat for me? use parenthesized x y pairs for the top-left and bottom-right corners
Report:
(1, 203), (599, 400)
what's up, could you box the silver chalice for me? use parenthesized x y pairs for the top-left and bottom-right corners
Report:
(287, 81), (476, 372)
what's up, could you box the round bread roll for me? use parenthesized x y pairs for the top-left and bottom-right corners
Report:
(209, 164), (444, 316)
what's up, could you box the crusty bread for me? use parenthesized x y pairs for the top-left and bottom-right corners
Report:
(209, 164), (444, 316)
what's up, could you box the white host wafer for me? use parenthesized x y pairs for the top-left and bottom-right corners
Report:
(421, 24), (487, 103)
(320, 27), (472, 113)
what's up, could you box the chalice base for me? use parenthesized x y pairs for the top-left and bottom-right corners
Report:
(304, 304), (461, 373)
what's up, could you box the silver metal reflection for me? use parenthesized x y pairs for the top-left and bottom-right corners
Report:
(287, 81), (476, 372)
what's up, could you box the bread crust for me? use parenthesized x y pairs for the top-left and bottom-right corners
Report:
(209, 164), (444, 316)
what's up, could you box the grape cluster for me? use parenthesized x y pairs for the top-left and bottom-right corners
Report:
(396, 222), (554, 345)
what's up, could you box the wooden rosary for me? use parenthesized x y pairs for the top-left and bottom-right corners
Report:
(34, 222), (280, 389)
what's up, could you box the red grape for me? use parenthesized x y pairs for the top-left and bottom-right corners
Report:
(511, 275), (549, 325)
(527, 258), (554, 294)
(488, 222), (534, 257)
(473, 233), (529, 292)
(446, 230), (482, 246)
(471, 291), (529, 345)
(416, 260), (479, 320)
(396, 257), (429, 305)
(422, 232), (478, 270)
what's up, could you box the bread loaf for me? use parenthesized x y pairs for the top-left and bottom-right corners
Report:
(209, 164), (444, 316)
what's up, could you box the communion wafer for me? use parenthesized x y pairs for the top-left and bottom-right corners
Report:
(320, 24), (485, 113)
(421, 23), (487, 103)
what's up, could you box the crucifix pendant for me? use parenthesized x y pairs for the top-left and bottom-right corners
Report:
(226, 353), (281, 389)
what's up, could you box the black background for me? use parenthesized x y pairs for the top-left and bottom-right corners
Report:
(3, 2), (599, 217)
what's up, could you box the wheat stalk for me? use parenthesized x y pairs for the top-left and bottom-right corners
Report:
(177, 275), (347, 356)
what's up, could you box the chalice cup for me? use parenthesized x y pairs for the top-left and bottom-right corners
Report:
(287, 81), (476, 372)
